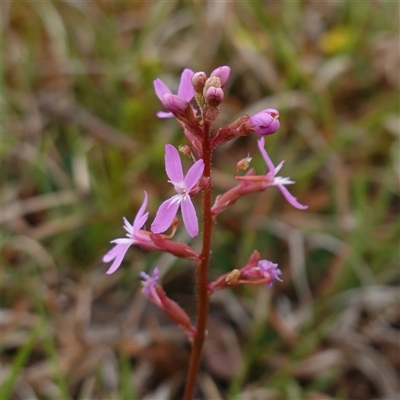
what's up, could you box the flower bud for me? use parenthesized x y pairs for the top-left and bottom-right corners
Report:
(203, 76), (221, 97)
(205, 86), (224, 107)
(248, 109), (280, 135)
(210, 66), (231, 90)
(192, 71), (207, 93)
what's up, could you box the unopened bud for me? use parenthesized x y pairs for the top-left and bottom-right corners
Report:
(192, 71), (207, 93)
(205, 86), (224, 107)
(203, 76), (221, 97)
(210, 66), (231, 90)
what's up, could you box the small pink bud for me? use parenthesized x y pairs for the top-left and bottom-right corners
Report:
(210, 66), (231, 89)
(205, 86), (224, 107)
(192, 71), (207, 93)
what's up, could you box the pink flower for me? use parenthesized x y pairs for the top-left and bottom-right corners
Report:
(103, 191), (151, 274)
(243, 259), (282, 287)
(249, 109), (280, 135)
(151, 144), (204, 237)
(154, 69), (194, 118)
(258, 137), (308, 210)
(140, 267), (162, 306)
(207, 251), (283, 293)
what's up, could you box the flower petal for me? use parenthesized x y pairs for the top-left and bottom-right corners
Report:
(154, 79), (171, 101)
(277, 184), (308, 210)
(123, 217), (134, 235)
(165, 144), (184, 184)
(184, 159), (204, 191)
(257, 137), (275, 174)
(157, 111), (173, 118)
(104, 242), (131, 274)
(133, 191), (149, 234)
(177, 69), (194, 101)
(151, 197), (180, 234)
(181, 196), (199, 237)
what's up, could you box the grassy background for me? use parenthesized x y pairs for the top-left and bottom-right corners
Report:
(2, 1), (399, 399)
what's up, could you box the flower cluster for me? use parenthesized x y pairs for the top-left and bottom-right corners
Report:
(103, 66), (308, 339)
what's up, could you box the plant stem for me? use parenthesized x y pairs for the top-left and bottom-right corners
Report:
(183, 121), (213, 400)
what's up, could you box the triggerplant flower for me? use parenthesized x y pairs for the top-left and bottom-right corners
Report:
(140, 267), (162, 306)
(103, 191), (152, 274)
(257, 137), (308, 210)
(154, 69), (195, 118)
(151, 145), (204, 237)
(249, 109), (280, 136)
(242, 259), (282, 287)
(207, 251), (283, 293)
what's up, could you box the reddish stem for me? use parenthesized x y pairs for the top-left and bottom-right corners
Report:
(183, 121), (213, 400)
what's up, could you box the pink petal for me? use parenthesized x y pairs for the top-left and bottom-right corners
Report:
(133, 191), (149, 233)
(154, 79), (171, 101)
(151, 197), (180, 234)
(257, 137), (275, 174)
(181, 196), (199, 237)
(157, 111), (173, 118)
(184, 159), (204, 191)
(140, 267), (160, 296)
(104, 242), (131, 274)
(177, 69), (194, 101)
(165, 144), (184, 184)
(277, 185), (308, 210)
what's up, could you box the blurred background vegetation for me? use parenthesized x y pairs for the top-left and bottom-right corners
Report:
(2, 1), (399, 399)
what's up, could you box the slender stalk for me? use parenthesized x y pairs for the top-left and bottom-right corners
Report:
(183, 121), (213, 400)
